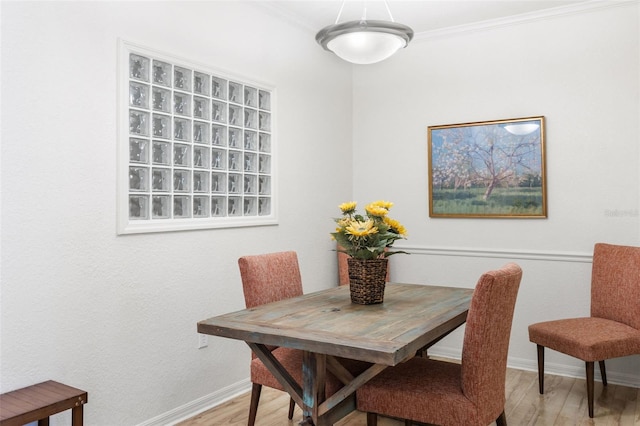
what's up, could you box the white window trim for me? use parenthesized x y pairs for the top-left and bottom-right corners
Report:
(117, 39), (277, 234)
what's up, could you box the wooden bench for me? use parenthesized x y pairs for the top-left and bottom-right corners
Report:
(0, 381), (87, 426)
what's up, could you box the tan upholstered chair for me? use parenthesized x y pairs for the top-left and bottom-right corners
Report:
(528, 243), (640, 418)
(356, 263), (522, 426)
(239, 251), (368, 425)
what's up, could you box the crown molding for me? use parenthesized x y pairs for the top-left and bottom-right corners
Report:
(413, 0), (637, 42)
(256, 2), (319, 33)
(258, 1), (637, 41)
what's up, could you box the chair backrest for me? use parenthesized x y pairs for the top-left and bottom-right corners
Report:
(238, 251), (303, 309)
(338, 250), (350, 286)
(591, 243), (640, 329)
(461, 263), (522, 417)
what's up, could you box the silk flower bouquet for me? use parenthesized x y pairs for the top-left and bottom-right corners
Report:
(331, 200), (408, 260)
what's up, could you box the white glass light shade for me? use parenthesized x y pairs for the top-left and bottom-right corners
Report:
(504, 123), (540, 135)
(316, 20), (413, 65)
(327, 32), (404, 64)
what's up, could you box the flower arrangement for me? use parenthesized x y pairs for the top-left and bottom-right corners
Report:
(331, 200), (408, 260)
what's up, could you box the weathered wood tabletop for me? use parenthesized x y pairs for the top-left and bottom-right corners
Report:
(198, 283), (473, 425)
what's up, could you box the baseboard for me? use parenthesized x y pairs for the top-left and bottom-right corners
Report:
(136, 379), (251, 426)
(430, 347), (640, 388)
(506, 355), (640, 389)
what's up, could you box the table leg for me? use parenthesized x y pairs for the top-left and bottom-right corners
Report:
(247, 342), (303, 408)
(249, 343), (386, 425)
(301, 351), (326, 425)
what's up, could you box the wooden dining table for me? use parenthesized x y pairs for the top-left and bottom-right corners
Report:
(197, 283), (473, 426)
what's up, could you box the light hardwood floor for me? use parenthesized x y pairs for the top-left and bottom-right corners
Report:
(178, 367), (640, 425)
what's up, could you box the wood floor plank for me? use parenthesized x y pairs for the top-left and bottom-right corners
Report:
(504, 368), (538, 423)
(178, 366), (640, 425)
(556, 378), (592, 425)
(613, 384), (640, 426)
(535, 374), (574, 425)
(506, 380), (545, 426)
(634, 385), (640, 426)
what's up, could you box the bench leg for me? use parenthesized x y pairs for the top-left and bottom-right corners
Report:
(72, 404), (84, 426)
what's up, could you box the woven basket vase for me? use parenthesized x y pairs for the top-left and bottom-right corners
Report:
(347, 258), (388, 305)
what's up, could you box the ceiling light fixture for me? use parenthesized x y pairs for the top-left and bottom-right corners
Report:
(315, 0), (414, 65)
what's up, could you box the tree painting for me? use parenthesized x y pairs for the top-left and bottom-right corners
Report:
(428, 117), (546, 218)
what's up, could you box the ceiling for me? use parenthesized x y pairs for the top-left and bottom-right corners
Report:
(266, 1), (588, 35)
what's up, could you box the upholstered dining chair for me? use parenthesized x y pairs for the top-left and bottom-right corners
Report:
(238, 251), (369, 426)
(356, 263), (522, 426)
(238, 251), (301, 425)
(528, 243), (640, 418)
(338, 249), (350, 286)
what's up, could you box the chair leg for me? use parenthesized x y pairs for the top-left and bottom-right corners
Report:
(496, 410), (507, 426)
(366, 412), (378, 426)
(288, 397), (295, 419)
(248, 383), (261, 426)
(599, 360), (607, 386)
(536, 344), (545, 394)
(586, 361), (595, 418)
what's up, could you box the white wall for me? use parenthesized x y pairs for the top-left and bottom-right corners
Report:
(1, 1), (352, 425)
(352, 2), (640, 385)
(1, 2), (639, 426)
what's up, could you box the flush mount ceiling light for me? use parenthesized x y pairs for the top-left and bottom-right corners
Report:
(315, 1), (414, 65)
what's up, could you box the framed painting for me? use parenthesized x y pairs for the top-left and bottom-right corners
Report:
(428, 116), (547, 218)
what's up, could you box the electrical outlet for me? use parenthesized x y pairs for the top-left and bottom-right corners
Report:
(197, 334), (208, 349)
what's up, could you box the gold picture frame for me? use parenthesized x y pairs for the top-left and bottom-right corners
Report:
(428, 116), (547, 218)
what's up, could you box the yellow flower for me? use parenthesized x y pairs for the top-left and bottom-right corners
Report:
(365, 203), (389, 217)
(331, 200), (407, 260)
(336, 218), (350, 228)
(384, 217), (408, 236)
(345, 220), (378, 237)
(339, 201), (357, 215)
(371, 200), (394, 210)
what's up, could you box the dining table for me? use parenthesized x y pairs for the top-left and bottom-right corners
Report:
(197, 282), (474, 426)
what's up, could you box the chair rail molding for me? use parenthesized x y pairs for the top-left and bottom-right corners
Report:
(395, 245), (593, 263)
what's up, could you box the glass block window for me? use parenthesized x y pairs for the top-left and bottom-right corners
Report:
(119, 41), (276, 234)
